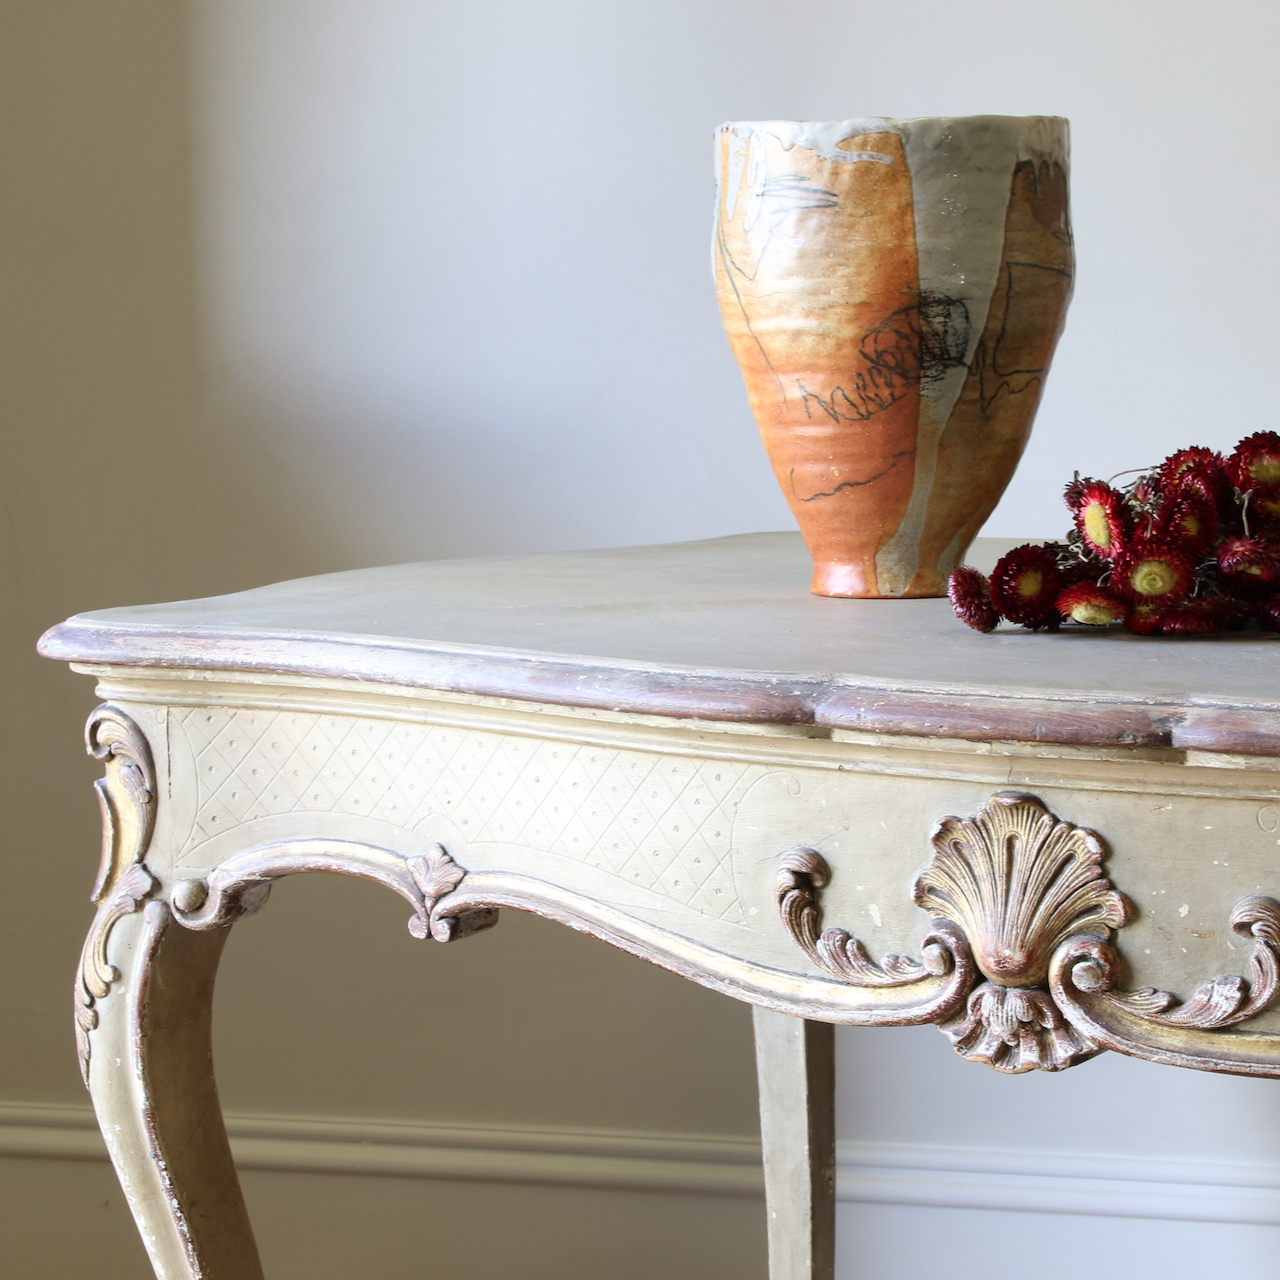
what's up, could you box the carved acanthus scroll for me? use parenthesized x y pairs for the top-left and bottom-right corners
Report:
(169, 838), (498, 944)
(75, 706), (157, 1083)
(1102, 896), (1280, 1030)
(775, 849), (961, 987)
(775, 791), (1280, 1075)
(1050, 899), (1280, 1078)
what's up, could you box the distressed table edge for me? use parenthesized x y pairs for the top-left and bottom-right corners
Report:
(39, 620), (1280, 757)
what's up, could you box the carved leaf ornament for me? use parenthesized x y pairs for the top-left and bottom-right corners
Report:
(75, 707), (158, 1083)
(776, 792), (1280, 1074)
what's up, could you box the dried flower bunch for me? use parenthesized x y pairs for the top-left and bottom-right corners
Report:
(948, 432), (1280, 637)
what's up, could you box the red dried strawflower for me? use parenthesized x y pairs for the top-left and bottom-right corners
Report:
(947, 567), (1000, 633)
(1056, 584), (1125, 626)
(1059, 558), (1100, 590)
(1227, 432), (1280, 495)
(1159, 447), (1224, 494)
(1126, 601), (1165, 635)
(946, 433), (1280, 641)
(1253, 495), (1280, 524)
(1113, 541), (1196, 603)
(1062, 474), (1090, 509)
(1257, 597), (1280, 634)
(1071, 481), (1128, 560)
(1219, 597), (1253, 630)
(990, 545), (1062, 628)
(1157, 598), (1230, 636)
(1179, 470), (1233, 522)
(1159, 492), (1219, 555)
(1217, 535), (1280, 591)
(1130, 475), (1162, 508)
(1161, 449), (1231, 519)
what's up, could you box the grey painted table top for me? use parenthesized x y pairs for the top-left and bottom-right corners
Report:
(40, 533), (1280, 755)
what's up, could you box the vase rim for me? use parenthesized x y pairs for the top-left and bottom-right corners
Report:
(718, 114), (1067, 131)
(716, 116), (1069, 165)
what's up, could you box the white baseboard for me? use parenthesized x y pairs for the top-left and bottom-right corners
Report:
(2, 1101), (1278, 1224)
(840, 1141), (1280, 1225)
(0, 1102), (762, 1197)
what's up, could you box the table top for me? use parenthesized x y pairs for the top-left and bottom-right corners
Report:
(39, 533), (1280, 756)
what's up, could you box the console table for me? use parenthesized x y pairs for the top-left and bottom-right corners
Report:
(39, 531), (1280, 1280)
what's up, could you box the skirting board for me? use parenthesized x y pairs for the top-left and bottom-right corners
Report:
(1, 1102), (1278, 1225)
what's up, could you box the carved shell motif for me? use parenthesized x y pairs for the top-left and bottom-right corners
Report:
(909, 792), (1131, 1073)
(916, 792), (1130, 989)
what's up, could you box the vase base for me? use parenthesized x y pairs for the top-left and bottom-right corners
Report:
(810, 561), (947, 599)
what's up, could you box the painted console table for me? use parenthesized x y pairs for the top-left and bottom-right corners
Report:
(39, 532), (1280, 1280)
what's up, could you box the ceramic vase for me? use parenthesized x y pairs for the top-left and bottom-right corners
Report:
(714, 116), (1073, 597)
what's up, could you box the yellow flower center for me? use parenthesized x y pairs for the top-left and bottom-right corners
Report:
(1083, 502), (1112, 549)
(1179, 513), (1201, 538)
(1129, 559), (1178, 596)
(1250, 456), (1280, 485)
(1017, 569), (1043, 599)
(1071, 601), (1118, 626)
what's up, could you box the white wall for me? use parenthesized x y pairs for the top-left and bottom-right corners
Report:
(189, 0), (1280, 562)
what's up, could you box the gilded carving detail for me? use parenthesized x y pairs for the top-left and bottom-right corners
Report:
(405, 845), (497, 941)
(775, 848), (953, 987)
(1060, 895), (1280, 1034)
(915, 795), (1130, 988)
(169, 838), (498, 944)
(775, 791), (1280, 1074)
(917, 793), (1128, 1072)
(75, 706), (157, 1083)
(945, 981), (1096, 1073)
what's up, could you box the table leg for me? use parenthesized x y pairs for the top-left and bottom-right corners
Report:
(83, 900), (264, 1279)
(752, 1008), (835, 1280)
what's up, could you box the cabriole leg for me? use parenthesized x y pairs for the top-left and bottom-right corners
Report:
(85, 900), (263, 1280)
(752, 1008), (835, 1280)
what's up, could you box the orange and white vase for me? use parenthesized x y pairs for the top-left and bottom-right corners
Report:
(714, 116), (1073, 597)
